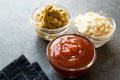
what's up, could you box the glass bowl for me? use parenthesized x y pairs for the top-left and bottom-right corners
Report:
(30, 4), (72, 41)
(73, 12), (116, 48)
(47, 34), (96, 79)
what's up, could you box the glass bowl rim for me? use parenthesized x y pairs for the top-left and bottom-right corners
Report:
(30, 3), (72, 31)
(73, 12), (116, 41)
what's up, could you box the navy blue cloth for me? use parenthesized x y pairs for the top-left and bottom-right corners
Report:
(0, 55), (49, 80)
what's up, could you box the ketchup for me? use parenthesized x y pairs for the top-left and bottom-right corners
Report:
(47, 34), (96, 78)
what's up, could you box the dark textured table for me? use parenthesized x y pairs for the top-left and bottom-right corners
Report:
(0, 0), (120, 80)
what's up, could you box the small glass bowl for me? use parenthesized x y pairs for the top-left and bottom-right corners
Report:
(47, 34), (96, 79)
(73, 12), (116, 48)
(30, 4), (72, 41)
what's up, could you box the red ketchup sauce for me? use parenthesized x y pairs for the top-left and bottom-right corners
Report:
(47, 34), (96, 78)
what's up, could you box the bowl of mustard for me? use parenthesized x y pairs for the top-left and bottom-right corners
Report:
(30, 4), (72, 41)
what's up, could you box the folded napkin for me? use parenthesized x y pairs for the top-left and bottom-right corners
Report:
(0, 55), (49, 80)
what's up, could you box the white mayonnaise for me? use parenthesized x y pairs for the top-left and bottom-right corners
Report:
(74, 12), (113, 38)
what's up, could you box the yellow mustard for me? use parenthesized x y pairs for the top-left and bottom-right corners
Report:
(36, 4), (68, 29)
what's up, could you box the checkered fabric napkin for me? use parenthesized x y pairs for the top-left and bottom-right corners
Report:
(0, 55), (49, 80)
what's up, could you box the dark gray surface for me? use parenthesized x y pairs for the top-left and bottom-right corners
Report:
(0, 0), (120, 80)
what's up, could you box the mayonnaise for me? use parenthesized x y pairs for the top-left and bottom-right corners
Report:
(74, 12), (113, 38)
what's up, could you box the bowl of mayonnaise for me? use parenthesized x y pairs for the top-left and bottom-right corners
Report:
(73, 12), (116, 48)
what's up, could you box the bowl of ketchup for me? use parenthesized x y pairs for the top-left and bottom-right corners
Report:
(47, 34), (96, 79)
